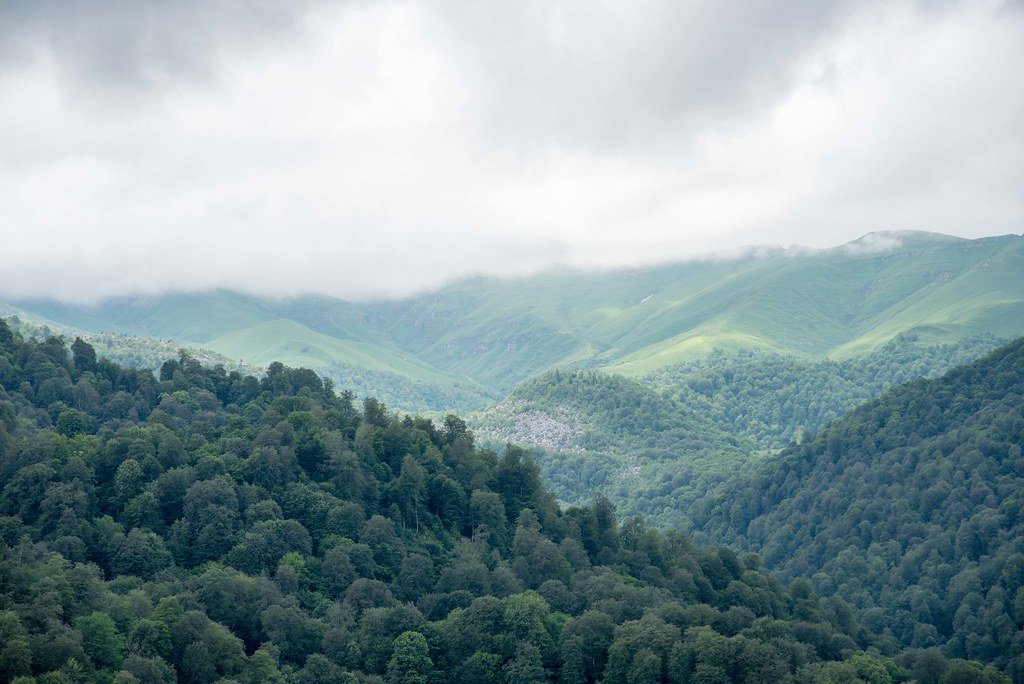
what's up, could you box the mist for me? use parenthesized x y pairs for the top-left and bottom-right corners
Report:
(1, 0), (1022, 303)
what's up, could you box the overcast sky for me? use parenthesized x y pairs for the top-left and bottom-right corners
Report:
(1, 0), (1022, 303)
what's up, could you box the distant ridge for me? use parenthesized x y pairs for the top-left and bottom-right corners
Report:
(6, 231), (1024, 404)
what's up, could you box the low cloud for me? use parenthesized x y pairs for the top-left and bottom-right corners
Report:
(0, 0), (1021, 303)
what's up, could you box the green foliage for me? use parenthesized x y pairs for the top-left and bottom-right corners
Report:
(0, 325), (932, 682)
(471, 334), (1003, 528)
(644, 333), (1004, 449)
(75, 612), (125, 670)
(470, 371), (757, 527)
(386, 631), (432, 684)
(695, 338), (1024, 676)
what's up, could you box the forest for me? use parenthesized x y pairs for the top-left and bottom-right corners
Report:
(0, 319), (1017, 683)
(693, 339), (1024, 680)
(471, 335), (1004, 527)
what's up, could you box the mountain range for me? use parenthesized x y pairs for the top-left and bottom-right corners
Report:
(5, 231), (1024, 411)
(3, 231), (1024, 679)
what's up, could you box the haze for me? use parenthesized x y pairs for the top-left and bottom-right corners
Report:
(1, 0), (1022, 303)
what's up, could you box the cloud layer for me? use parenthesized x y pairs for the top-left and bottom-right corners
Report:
(0, 0), (1021, 302)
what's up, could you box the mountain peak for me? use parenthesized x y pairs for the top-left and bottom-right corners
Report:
(838, 230), (965, 255)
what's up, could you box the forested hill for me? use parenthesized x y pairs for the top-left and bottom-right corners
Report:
(0, 319), (983, 683)
(692, 337), (1024, 677)
(470, 334), (1002, 528)
(472, 372), (757, 528)
(643, 333), (1005, 450)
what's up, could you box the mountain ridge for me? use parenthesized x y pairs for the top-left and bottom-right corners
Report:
(5, 231), (1023, 407)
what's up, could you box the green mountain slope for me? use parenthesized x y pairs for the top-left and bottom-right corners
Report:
(0, 303), (259, 376)
(12, 289), (280, 342)
(363, 232), (1024, 386)
(470, 371), (758, 522)
(642, 333), (1005, 449)
(0, 321), (950, 683)
(471, 335), (1003, 528)
(691, 338), (1024, 674)
(8, 231), (1024, 405)
(205, 319), (495, 409)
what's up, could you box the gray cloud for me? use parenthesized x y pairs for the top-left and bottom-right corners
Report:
(0, 0), (320, 100)
(0, 0), (1021, 303)
(430, 0), (859, 149)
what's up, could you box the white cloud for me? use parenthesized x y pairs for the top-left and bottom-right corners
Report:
(0, 0), (1021, 302)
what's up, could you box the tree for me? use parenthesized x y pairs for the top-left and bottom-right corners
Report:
(0, 611), (31, 680)
(395, 454), (427, 531)
(76, 611), (126, 670)
(111, 528), (173, 578)
(386, 631), (433, 684)
(914, 648), (950, 684)
(321, 545), (358, 599)
(56, 408), (89, 437)
(72, 337), (97, 373)
(502, 642), (546, 684)
(261, 604), (325, 663)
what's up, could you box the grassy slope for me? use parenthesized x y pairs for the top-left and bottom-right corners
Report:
(0, 304), (259, 375)
(8, 232), (1024, 401)
(12, 290), (278, 342)
(362, 232), (1024, 386)
(203, 318), (475, 388)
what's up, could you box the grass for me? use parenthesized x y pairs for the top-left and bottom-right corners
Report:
(8, 231), (1023, 406)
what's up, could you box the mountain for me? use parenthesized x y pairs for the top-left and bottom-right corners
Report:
(468, 334), (1003, 527)
(642, 333), (1005, 450)
(6, 231), (1024, 407)
(13, 289), (279, 342)
(691, 338), (1024, 675)
(0, 301), (260, 376)
(202, 319), (494, 410)
(0, 320), (959, 683)
(2, 294), (493, 411)
(364, 231), (1024, 385)
(470, 371), (758, 525)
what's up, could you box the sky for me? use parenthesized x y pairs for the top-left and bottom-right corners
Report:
(0, 0), (1022, 303)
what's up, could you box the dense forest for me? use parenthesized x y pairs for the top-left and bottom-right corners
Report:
(472, 372), (757, 528)
(693, 338), (1024, 680)
(644, 335), (1004, 449)
(2, 319), (990, 683)
(472, 335), (1004, 527)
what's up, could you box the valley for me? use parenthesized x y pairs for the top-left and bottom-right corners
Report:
(2, 230), (1023, 681)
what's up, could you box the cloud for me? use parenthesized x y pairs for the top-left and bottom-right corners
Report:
(0, 0), (1021, 303)
(0, 1), (321, 98)
(428, 0), (858, 149)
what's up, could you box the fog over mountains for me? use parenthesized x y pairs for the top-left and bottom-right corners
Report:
(5, 231), (1022, 410)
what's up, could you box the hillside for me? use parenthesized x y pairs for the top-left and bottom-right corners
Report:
(0, 304), (259, 377)
(470, 335), (1003, 528)
(691, 338), (1024, 675)
(643, 333), (1004, 449)
(0, 301), (493, 412)
(0, 320), (949, 683)
(204, 319), (494, 410)
(471, 372), (758, 525)
(7, 232), (1024, 407)
(366, 232), (1024, 386)
(12, 290), (279, 343)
